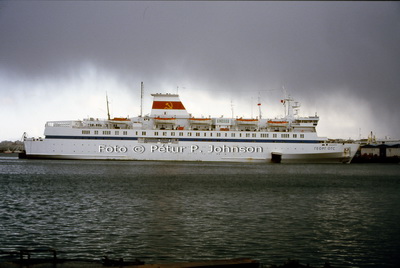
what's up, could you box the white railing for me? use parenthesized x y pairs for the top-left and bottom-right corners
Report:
(46, 121), (82, 128)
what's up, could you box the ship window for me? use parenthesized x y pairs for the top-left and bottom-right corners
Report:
(293, 134), (297, 138)
(217, 119), (230, 124)
(231, 133), (235, 137)
(204, 132), (207, 137)
(300, 134), (304, 138)
(171, 132), (175, 136)
(94, 131), (98, 135)
(82, 130), (90, 135)
(103, 131), (111, 135)
(239, 133), (242, 137)
(142, 131), (146, 136)
(179, 132), (183, 136)
(123, 131), (127, 135)
(163, 132), (167, 136)
(187, 132), (192, 136)
(210, 133), (213, 137)
(246, 133), (250, 137)
(115, 131), (119, 135)
(225, 133), (228, 137)
(273, 134), (277, 138)
(217, 133), (221, 137)
(281, 134), (289, 138)
(196, 132), (200, 137)
(252, 133), (256, 138)
(154, 132), (159, 136)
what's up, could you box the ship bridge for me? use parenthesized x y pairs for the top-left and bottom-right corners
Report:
(150, 93), (189, 118)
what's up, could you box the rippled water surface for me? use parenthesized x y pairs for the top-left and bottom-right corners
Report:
(1, 157), (400, 267)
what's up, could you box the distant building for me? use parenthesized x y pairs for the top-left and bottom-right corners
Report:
(354, 143), (399, 163)
(360, 145), (381, 157)
(386, 144), (400, 157)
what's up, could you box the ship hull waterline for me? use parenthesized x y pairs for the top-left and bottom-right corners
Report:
(23, 138), (359, 163)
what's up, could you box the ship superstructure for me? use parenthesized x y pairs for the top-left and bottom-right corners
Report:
(23, 93), (359, 163)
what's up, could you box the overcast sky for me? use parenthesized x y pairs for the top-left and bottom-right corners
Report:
(1, 1), (399, 141)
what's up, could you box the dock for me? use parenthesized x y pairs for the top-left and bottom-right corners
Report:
(0, 249), (259, 268)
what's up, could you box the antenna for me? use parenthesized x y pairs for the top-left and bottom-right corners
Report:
(106, 92), (111, 120)
(251, 97), (253, 118)
(257, 92), (262, 119)
(282, 85), (288, 117)
(231, 98), (234, 119)
(140, 82), (144, 117)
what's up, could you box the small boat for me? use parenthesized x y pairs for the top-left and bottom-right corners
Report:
(236, 118), (259, 125)
(189, 118), (212, 125)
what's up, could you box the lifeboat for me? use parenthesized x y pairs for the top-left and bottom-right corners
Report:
(267, 120), (289, 127)
(189, 118), (212, 125)
(110, 117), (130, 121)
(154, 117), (176, 124)
(236, 118), (259, 125)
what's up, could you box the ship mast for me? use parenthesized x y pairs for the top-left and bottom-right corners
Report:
(258, 92), (262, 119)
(140, 82), (144, 117)
(282, 86), (288, 117)
(106, 92), (111, 120)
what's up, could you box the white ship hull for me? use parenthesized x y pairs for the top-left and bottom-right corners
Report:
(23, 92), (360, 163)
(24, 138), (359, 163)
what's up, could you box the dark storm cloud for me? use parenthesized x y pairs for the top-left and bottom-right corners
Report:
(1, 1), (399, 138)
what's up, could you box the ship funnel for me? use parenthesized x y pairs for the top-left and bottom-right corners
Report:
(150, 93), (189, 118)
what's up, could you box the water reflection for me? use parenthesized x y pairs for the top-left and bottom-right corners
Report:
(0, 160), (400, 267)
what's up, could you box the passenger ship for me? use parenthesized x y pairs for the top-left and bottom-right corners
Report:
(23, 92), (359, 163)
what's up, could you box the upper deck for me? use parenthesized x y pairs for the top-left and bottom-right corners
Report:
(41, 93), (322, 140)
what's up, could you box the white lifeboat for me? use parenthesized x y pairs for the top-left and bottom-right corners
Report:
(153, 117), (177, 124)
(189, 118), (212, 125)
(236, 118), (259, 125)
(267, 120), (289, 127)
(110, 117), (130, 122)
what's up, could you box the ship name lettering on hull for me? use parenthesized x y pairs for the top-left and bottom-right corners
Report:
(314, 146), (336, 151)
(99, 145), (128, 153)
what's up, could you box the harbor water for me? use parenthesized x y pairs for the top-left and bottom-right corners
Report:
(1, 156), (400, 267)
